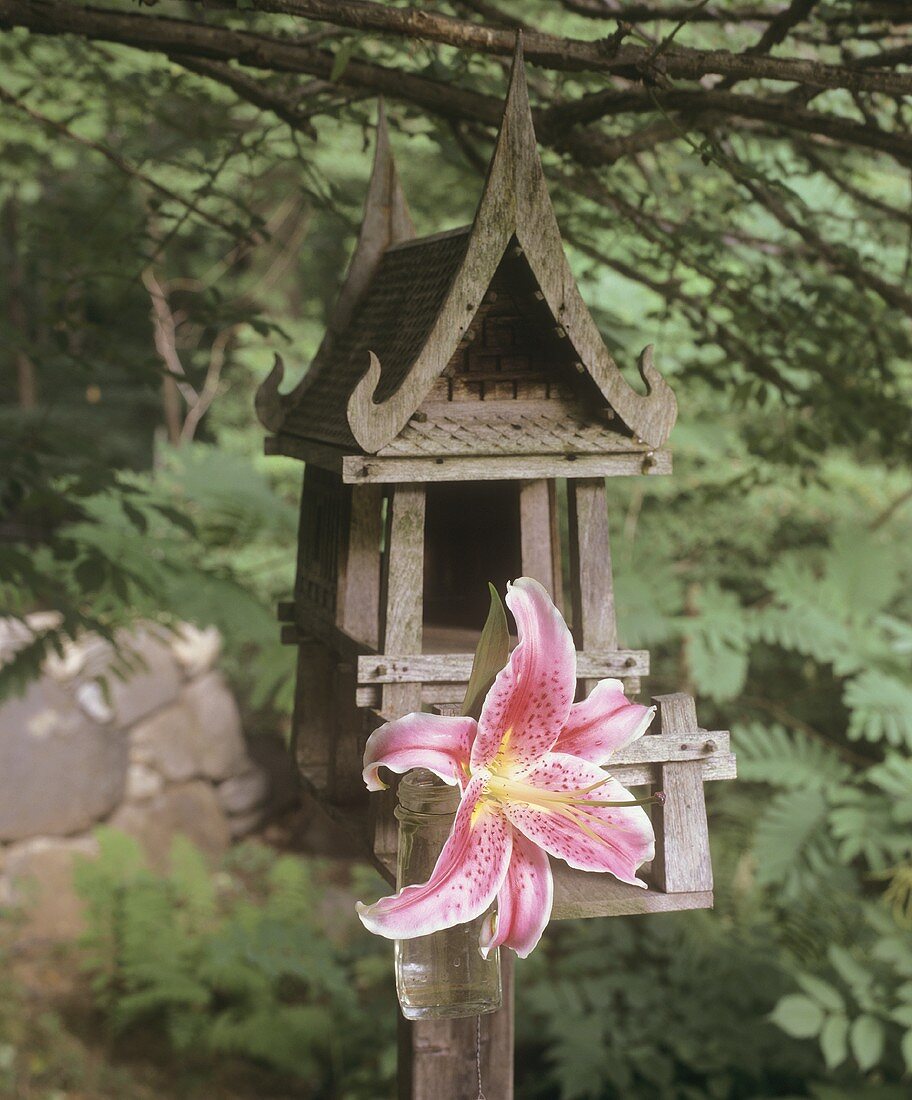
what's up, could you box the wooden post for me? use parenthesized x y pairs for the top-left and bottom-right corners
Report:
(337, 483), (383, 650)
(650, 694), (714, 893)
(567, 477), (617, 692)
(401, 955), (514, 1100)
(290, 640), (334, 793)
(380, 483), (426, 715)
(519, 478), (562, 604)
(332, 483), (384, 803)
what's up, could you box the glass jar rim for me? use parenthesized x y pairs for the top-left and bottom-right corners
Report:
(397, 768), (461, 814)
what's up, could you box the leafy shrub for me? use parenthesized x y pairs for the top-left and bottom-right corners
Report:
(73, 828), (396, 1096)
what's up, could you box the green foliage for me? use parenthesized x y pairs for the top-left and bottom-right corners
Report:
(73, 829), (395, 1094)
(1, 10), (912, 1096)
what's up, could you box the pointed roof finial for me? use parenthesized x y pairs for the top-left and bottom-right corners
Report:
(255, 98), (414, 433)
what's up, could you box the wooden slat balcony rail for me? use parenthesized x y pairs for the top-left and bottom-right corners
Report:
(357, 649), (648, 685)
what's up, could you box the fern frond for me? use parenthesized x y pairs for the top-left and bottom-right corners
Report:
(735, 723), (850, 791)
(845, 670), (912, 747)
(753, 788), (829, 889)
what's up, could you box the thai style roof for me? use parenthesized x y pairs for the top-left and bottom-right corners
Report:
(257, 36), (677, 458)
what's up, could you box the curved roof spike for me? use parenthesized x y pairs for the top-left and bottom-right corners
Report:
(346, 32), (678, 452)
(255, 98), (415, 433)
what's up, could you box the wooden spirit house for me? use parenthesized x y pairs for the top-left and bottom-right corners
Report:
(260, 31), (734, 984)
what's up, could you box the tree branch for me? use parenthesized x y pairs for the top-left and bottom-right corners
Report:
(4, 0), (912, 97)
(541, 86), (912, 166)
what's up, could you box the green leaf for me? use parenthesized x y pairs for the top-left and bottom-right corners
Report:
(820, 1014), (848, 1070)
(796, 974), (845, 1013)
(849, 1014), (884, 1071)
(769, 994), (824, 1039)
(461, 583), (509, 721)
(753, 788), (828, 887)
(845, 670), (912, 748)
(330, 40), (355, 82)
(828, 946), (874, 993)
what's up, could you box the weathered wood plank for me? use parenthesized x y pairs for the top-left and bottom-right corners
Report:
(343, 450), (671, 485)
(356, 682), (464, 708)
(336, 483), (383, 650)
(519, 478), (556, 597)
(567, 477), (617, 695)
(403, 953), (514, 1100)
(375, 485), (426, 869)
(650, 693), (714, 894)
(264, 433), (347, 471)
(282, 614), (375, 665)
(380, 484), (426, 716)
(290, 641), (335, 794)
(552, 861), (712, 919)
(610, 755), (736, 787)
(357, 649), (649, 685)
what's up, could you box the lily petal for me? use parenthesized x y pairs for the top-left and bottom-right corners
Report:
(480, 830), (553, 960)
(362, 712), (477, 792)
(471, 577), (576, 776)
(552, 679), (655, 765)
(502, 753), (655, 886)
(357, 776), (512, 939)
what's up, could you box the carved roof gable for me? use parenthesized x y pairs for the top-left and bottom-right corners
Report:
(259, 36), (677, 454)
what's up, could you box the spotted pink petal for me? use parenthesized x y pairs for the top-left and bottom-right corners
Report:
(480, 829), (553, 960)
(552, 678), (655, 766)
(356, 776), (512, 940)
(471, 577), (577, 777)
(502, 753), (655, 886)
(362, 712), (477, 792)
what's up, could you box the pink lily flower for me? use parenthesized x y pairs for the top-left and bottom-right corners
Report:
(357, 577), (657, 958)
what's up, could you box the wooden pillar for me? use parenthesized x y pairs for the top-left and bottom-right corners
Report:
(567, 478), (617, 692)
(378, 483), (514, 1100)
(381, 483), (426, 714)
(332, 483), (384, 803)
(401, 954), (514, 1100)
(337, 483), (383, 649)
(290, 640), (334, 793)
(650, 694), (713, 893)
(519, 478), (562, 606)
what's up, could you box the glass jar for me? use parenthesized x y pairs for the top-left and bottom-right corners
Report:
(394, 769), (502, 1020)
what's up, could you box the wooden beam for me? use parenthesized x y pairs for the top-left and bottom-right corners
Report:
(650, 693), (715, 894)
(337, 483), (383, 650)
(380, 484), (427, 715)
(568, 477), (617, 697)
(401, 953), (514, 1100)
(290, 641), (335, 794)
(343, 450), (672, 484)
(264, 432), (347, 471)
(519, 478), (558, 601)
(357, 649), (648, 684)
(374, 485), (427, 872)
(552, 863), (712, 919)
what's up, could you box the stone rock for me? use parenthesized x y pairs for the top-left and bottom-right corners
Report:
(1, 835), (99, 942)
(216, 767), (270, 816)
(180, 672), (248, 781)
(108, 781), (231, 871)
(172, 624), (222, 678)
(75, 680), (114, 724)
(130, 674), (248, 783)
(130, 701), (201, 782)
(125, 762), (164, 801)
(227, 807), (266, 839)
(0, 678), (128, 841)
(108, 626), (182, 728)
